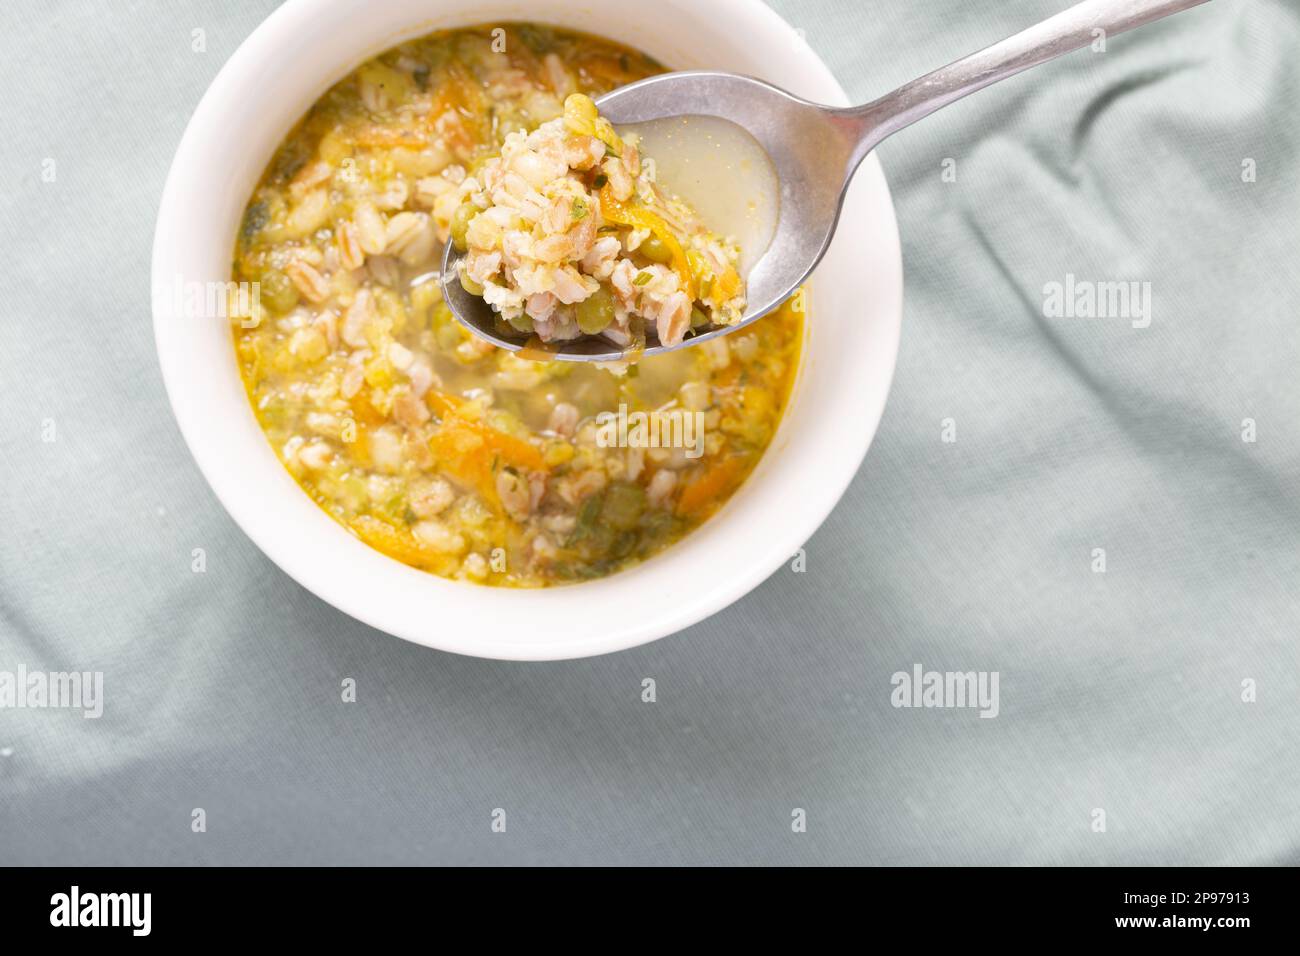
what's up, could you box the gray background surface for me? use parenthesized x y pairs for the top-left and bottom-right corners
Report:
(1, 0), (1297, 865)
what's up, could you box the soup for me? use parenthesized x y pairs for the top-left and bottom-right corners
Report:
(231, 24), (803, 587)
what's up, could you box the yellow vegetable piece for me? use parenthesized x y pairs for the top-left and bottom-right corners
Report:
(675, 456), (745, 517)
(599, 186), (695, 299)
(428, 397), (548, 510)
(562, 93), (621, 153)
(711, 265), (741, 307)
(350, 516), (441, 569)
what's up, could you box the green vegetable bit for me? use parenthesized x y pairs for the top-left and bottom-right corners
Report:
(576, 285), (616, 335)
(241, 201), (269, 243)
(506, 313), (535, 334)
(567, 493), (603, 545)
(449, 202), (476, 253)
(600, 482), (645, 532)
(638, 236), (673, 264)
(259, 269), (299, 313)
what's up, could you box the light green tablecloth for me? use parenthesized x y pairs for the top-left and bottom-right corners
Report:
(1, 0), (1296, 865)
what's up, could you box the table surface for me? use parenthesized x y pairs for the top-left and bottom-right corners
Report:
(1, 0), (1296, 865)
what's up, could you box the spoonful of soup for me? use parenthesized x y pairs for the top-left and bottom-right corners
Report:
(441, 0), (1209, 361)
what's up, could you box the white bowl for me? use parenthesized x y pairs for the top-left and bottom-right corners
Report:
(152, 0), (902, 660)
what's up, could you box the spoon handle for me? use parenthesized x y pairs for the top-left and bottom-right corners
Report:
(837, 0), (1211, 170)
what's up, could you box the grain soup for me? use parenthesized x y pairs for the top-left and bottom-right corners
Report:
(232, 24), (803, 587)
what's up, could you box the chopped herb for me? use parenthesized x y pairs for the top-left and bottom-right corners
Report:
(633, 271), (652, 286)
(275, 146), (308, 183)
(571, 197), (588, 221)
(612, 530), (637, 559)
(567, 494), (603, 546)
(515, 24), (556, 54)
(240, 201), (268, 242)
(593, 173), (608, 189)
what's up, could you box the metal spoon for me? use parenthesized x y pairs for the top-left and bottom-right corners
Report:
(441, 0), (1209, 361)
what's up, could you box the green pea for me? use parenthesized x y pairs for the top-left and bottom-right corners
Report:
(576, 286), (616, 335)
(506, 313), (535, 334)
(639, 236), (673, 264)
(259, 269), (299, 313)
(449, 203), (476, 253)
(459, 269), (485, 297)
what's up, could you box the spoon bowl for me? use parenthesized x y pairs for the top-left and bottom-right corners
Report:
(442, 0), (1209, 361)
(439, 73), (848, 361)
